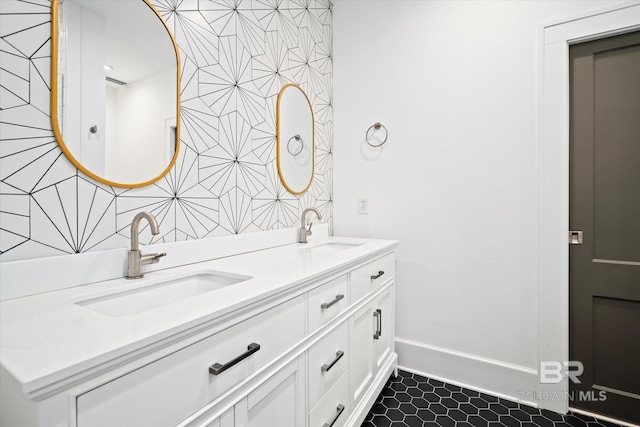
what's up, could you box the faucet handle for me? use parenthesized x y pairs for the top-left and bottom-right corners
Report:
(150, 252), (167, 262)
(141, 252), (166, 266)
(307, 221), (314, 234)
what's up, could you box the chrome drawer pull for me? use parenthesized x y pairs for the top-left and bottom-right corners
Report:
(321, 350), (345, 373)
(370, 270), (384, 280)
(373, 309), (382, 340)
(322, 404), (345, 427)
(321, 294), (344, 310)
(209, 343), (260, 376)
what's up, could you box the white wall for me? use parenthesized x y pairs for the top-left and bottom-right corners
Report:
(105, 68), (175, 184)
(79, 6), (106, 177)
(333, 0), (629, 401)
(65, 1), (106, 176)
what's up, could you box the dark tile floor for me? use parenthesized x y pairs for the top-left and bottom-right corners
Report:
(361, 370), (624, 427)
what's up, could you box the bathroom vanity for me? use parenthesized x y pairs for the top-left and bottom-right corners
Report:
(0, 236), (397, 427)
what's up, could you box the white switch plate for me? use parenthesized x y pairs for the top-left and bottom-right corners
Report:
(358, 198), (368, 215)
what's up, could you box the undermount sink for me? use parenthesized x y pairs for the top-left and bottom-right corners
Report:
(302, 242), (363, 254)
(76, 270), (251, 317)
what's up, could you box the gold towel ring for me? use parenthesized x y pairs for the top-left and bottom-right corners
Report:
(365, 122), (388, 147)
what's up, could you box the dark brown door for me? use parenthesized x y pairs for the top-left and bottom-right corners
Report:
(569, 31), (640, 424)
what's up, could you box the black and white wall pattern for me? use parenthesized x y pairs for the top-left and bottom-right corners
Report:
(0, 0), (333, 262)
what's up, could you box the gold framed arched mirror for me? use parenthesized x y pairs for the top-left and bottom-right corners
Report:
(276, 84), (314, 195)
(51, 0), (181, 188)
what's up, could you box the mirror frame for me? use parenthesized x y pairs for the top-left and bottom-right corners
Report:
(276, 83), (315, 195)
(50, 0), (181, 188)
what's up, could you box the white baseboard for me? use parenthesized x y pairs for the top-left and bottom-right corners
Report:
(396, 337), (539, 406)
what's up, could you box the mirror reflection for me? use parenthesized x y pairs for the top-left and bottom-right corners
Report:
(52, 0), (180, 187)
(277, 84), (314, 195)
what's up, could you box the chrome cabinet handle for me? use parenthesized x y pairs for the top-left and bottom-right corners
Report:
(373, 309), (382, 340)
(209, 343), (260, 375)
(321, 350), (345, 373)
(321, 294), (344, 309)
(322, 404), (345, 427)
(370, 270), (385, 280)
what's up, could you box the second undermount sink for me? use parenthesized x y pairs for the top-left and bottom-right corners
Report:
(303, 241), (363, 254)
(76, 270), (251, 317)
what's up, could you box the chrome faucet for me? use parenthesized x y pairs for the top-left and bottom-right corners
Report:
(299, 208), (322, 243)
(127, 211), (166, 279)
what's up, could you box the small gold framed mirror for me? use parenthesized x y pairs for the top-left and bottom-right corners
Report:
(51, 0), (181, 188)
(276, 84), (314, 195)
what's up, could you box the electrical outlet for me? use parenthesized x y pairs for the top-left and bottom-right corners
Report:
(358, 198), (368, 215)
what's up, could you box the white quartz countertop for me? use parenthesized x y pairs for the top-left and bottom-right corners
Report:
(0, 236), (397, 398)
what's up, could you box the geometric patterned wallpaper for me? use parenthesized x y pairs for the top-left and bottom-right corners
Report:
(0, 0), (333, 262)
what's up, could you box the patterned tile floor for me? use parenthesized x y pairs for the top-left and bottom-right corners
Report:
(362, 370), (624, 427)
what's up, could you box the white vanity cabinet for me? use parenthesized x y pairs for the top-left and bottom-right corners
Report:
(76, 296), (306, 427)
(349, 254), (396, 420)
(350, 302), (375, 404)
(177, 255), (396, 427)
(308, 322), (348, 408)
(205, 356), (306, 427)
(0, 240), (397, 427)
(349, 284), (394, 404)
(309, 369), (350, 427)
(349, 253), (394, 303)
(373, 285), (394, 373)
(232, 356), (306, 427)
(307, 275), (349, 333)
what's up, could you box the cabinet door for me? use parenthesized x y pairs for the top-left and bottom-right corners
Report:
(373, 284), (393, 373)
(234, 356), (305, 427)
(349, 302), (374, 405)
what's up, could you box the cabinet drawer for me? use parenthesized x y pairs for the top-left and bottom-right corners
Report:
(307, 275), (348, 332)
(350, 253), (394, 302)
(308, 321), (348, 408)
(77, 296), (305, 427)
(309, 370), (350, 427)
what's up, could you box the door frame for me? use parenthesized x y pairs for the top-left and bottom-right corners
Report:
(537, 1), (640, 414)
